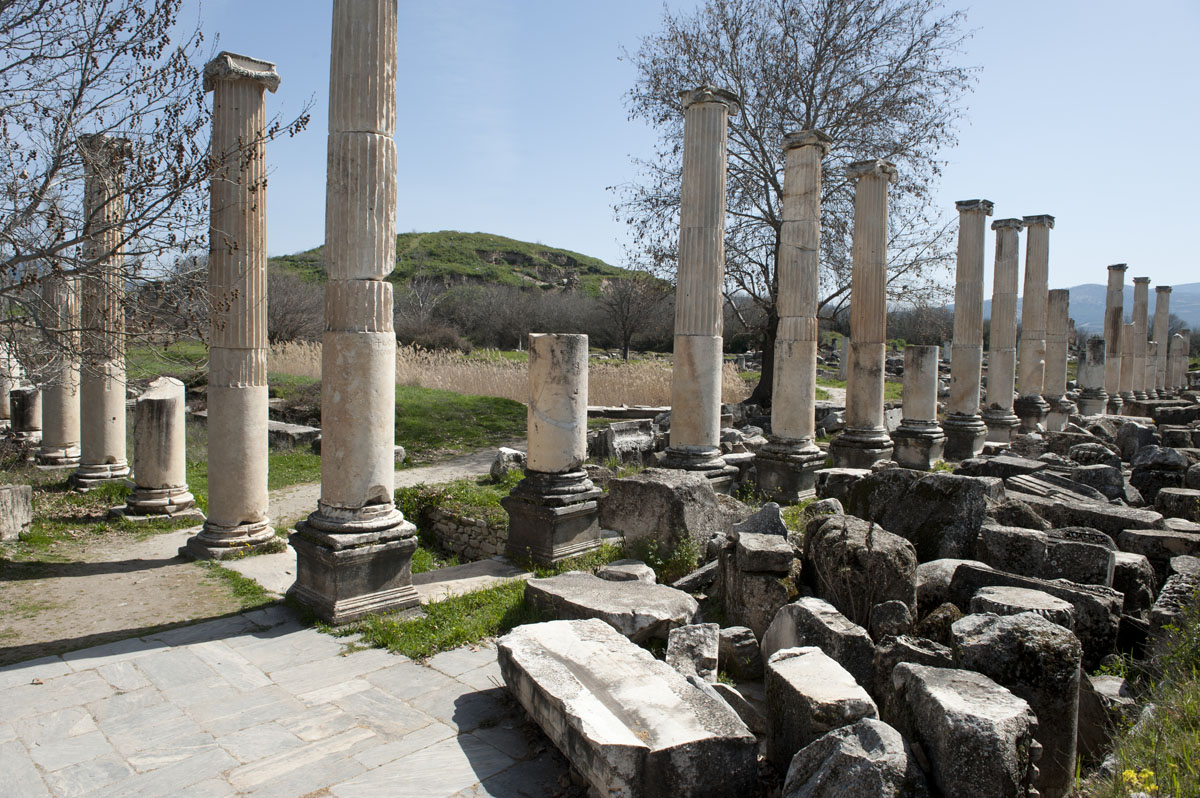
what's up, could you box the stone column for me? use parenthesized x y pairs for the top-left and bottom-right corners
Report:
(503, 334), (601, 563)
(1153, 286), (1172, 397)
(983, 219), (1023, 443)
(665, 85), (741, 487)
(72, 134), (131, 489)
(892, 345), (945, 470)
(1119, 322), (1136, 407)
(291, 1), (418, 624)
(942, 199), (993, 459)
(1103, 264), (1127, 413)
(1076, 337), (1108, 415)
(1131, 277), (1150, 401)
(38, 274), (81, 465)
(755, 130), (830, 500)
(1168, 332), (1187, 394)
(1180, 330), (1192, 391)
(829, 160), (897, 468)
(1014, 215), (1054, 432)
(0, 343), (19, 428)
(1043, 288), (1075, 430)
(118, 377), (197, 517)
(9, 386), (41, 443)
(183, 53), (280, 558)
(837, 335), (849, 380)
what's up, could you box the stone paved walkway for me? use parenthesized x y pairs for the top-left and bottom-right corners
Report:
(0, 604), (571, 798)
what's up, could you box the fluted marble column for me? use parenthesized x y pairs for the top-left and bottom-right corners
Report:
(983, 219), (1023, 442)
(892, 345), (944, 470)
(1043, 289), (1075, 430)
(119, 377), (196, 517)
(1103, 264), (1127, 413)
(756, 130), (829, 500)
(38, 275), (81, 465)
(183, 53), (279, 558)
(1153, 286), (1172, 397)
(1180, 330), (1192, 392)
(1131, 277), (1151, 401)
(830, 160), (896, 468)
(9, 386), (41, 443)
(943, 199), (992, 459)
(1014, 215), (1054, 432)
(1077, 337), (1107, 415)
(0, 344), (17, 428)
(1119, 322), (1136, 407)
(665, 85), (740, 485)
(72, 135), (131, 489)
(1168, 333), (1187, 394)
(291, 1), (418, 624)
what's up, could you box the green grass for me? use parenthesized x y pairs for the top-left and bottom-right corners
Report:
(411, 545), (459, 575)
(817, 375), (903, 401)
(268, 372), (320, 400)
(195, 561), (278, 611)
(623, 537), (701, 585)
(397, 470), (523, 535)
(266, 452), (324, 491)
(125, 340), (208, 382)
(396, 385), (526, 463)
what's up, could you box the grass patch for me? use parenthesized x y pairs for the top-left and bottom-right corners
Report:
(397, 470), (522, 535)
(195, 561), (278, 611)
(395, 385), (526, 464)
(622, 537), (701, 585)
(411, 545), (459, 575)
(125, 340), (208, 382)
(266, 451), (324, 491)
(815, 386), (831, 400)
(817, 375), (902, 401)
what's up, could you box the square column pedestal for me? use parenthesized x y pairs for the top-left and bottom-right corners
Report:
(754, 442), (826, 502)
(893, 421), (946, 471)
(502, 471), (602, 564)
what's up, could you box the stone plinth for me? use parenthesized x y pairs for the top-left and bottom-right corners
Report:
(943, 200), (992, 460)
(1154, 286), (1172, 397)
(504, 334), (602, 564)
(183, 52), (279, 558)
(1043, 288), (1075, 431)
(893, 345), (945, 470)
(9, 386), (41, 443)
(38, 274), (81, 465)
(1119, 322), (1136, 407)
(72, 134), (131, 490)
(1077, 337), (1108, 415)
(1014, 215), (1053, 432)
(122, 377), (195, 516)
(1102, 264), (1127, 413)
(666, 86), (740, 484)
(756, 130), (829, 501)
(290, 4), (419, 623)
(830, 160), (896, 469)
(983, 219), (1023, 443)
(1132, 277), (1150, 401)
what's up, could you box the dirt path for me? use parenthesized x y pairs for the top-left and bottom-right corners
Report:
(823, 385), (848, 405)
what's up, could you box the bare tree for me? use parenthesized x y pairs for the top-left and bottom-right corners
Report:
(615, 0), (975, 405)
(597, 272), (672, 359)
(267, 269), (322, 344)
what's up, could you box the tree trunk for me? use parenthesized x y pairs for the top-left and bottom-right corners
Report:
(747, 305), (778, 409)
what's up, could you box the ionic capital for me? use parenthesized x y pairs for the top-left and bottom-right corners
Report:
(1021, 214), (1055, 228)
(1133, 277), (1151, 285)
(1157, 285), (1172, 294)
(991, 218), (1023, 231)
(784, 129), (832, 155)
(679, 85), (741, 115)
(847, 159), (898, 183)
(956, 199), (994, 215)
(204, 51), (281, 93)
(1108, 263), (1128, 272)
(78, 134), (131, 163)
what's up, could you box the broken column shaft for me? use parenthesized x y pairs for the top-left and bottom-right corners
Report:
(1153, 286), (1172, 397)
(1168, 332), (1187, 394)
(38, 274), (81, 465)
(1103, 263), (1127, 414)
(9, 386), (41, 443)
(983, 219), (1023, 443)
(1119, 322), (1136, 407)
(1043, 289), (1075, 430)
(1014, 214), (1054, 432)
(1132, 277), (1151, 401)
(943, 199), (992, 459)
(892, 345), (945, 470)
(1076, 337), (1107, 415)
(122, 377), (195, 516)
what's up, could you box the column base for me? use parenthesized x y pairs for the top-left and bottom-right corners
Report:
(70, 461), (131, 491)
(1044, 395), (1077, 432)
(36, 444), (80, 467)
(753, 439), (826, 503)
(289, 515), (419, 626)
(1107, 395), (1125, 414)
(941, 413), (987, 461)
(1077, 390), (1108, 416)
(892, 421), (946, 471)
(11, 431), (42, 444)
(983, 407), (1020, 444)
(1133, 390), (1149, 401)
(829, 427), (893, 470)
(122, 485), (197, 516)
(1013, 395), (1050, 434)
(662, 445), (740, 492)
(181, 517), (276, 560)
(502, 470), (603, 565)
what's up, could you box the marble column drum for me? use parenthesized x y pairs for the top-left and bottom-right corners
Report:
(1180, 330), (1192, 392)
(1119, 322), (1136, 407)
(291, 0), (419, 624)
(9, 386), (41, 443)
(1168, 333), (1187, 394)
(830, 160), (897, 468)
(503, 334), (601, 563)
(664, 86), (741, 487)
(1153, 286), (1172, 397)
(1131, 277), (1151, 401)
(892, 345), (945, 470)
(72, 135), (131, 489)
(983, 219), (1023, 443)
(755, 130), (830, 500)
(38, 274), (81, 465)
(0, 342), (19, 427)
(183, 53), (280, 559)
(943, 199), (992, 459)
(1014, 215), (1054, 432)
(1043, 288), (1075, 431)
(1077, 337), (1108, 415)
(1103, 264), (1127, 413)
(119, 377), (196, 517)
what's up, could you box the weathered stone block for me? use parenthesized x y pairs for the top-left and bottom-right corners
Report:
(1117, 528), (1200, 584)
(718, 626), (763, 680)
(597, 559), (657, 584)
(524, 572), (698, 643)
(1112, 551), (1156, 618)
(783, 718), (930, 798)
(0, 484), (33, 541)
(736, 531), (794, 574)
(802, 514), (918, 627)
(969, 586), (1075, 630)
(1009, 491), (1164, 537)
(976, 524), (1048, 578)
(666, 623), (719, 682)
(916, 559), (992, 617)
(1155, 487), (1200, 522)
(599, 468), (723, 550)
(762, 597), (875, 694)
(871, 634), (955, 717)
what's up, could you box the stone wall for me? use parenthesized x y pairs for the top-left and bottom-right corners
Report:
(422, 506), (507, 561)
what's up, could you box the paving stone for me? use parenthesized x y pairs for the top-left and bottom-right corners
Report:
(297, 678), (374, 706)
(86, 685), (165, 723)
(240, 750), (366, 798)
(0, 655), (72, 689)
(0, 721), (15, 743)
(42, 753), (135, 798)
(227, 726), (376, 793)
(61, 637), (161, 672)
(454, 661), (505, 692)
(216, 722), (305, 764)
(330, 734), (516, 798)
(187, 640), (272, 691)
(175, 778), (237, 797)
(453, 751), (570, 798)
(333, 687), (440, 738)
(366, 660), (461, 702)
(277, 704), (361, 742)
(269, 646), (399, 692)
(406, 683), (511, 734)
(26, 729), (115, 772)
(426, 645), (498, 678)
(15, 706), (97, 746)
(232, 626), (350, 673)
(125, 730), (220, 774)
(182, 683), (307, 737)
(89, 747), (238, 798)
(5, 670), (115, 721)
(352, 721), (457, 769)
(134, 648), (224, 692)
(141, 615), (261, 648)
(0, 740), (52, 797)
(97, 660), (152, 692)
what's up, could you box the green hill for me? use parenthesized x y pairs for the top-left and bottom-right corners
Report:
(270, 230), (634, 293)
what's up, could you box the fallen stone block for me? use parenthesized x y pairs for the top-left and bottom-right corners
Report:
(1008, 491), (1164, 537)
(766, 647), (878, 771)
(802, 514), (917, 628)
(1116, 528), (1200, 584)
(666, 623), (719, 682)
(762, 597), (875, 693)
(597, 559), (657, 583)
(592, 419), (656, 465)
(498, 619), (757, 798)
(916, 559), (992, 617)
(1150, 571), (1200, 638)
(1116, 421), (1159, 461)
(524, 572), (698, 643)
(1113, 551), (1156, 618)
(0, 484), (32, 541)
(986, 497), (1052, 531)
(490, 446), (526, 481)
(871, 635), (955, 717)
(954, 455), (1045, 480)
(783, 718), (930, 798)
(888, 664), (1040, 798)
(711, 681), (766, 735)
(722, 562), (794, 640)
(1076, 674), (1136, 762)
(670, 559), (718, 593)
(718, 626), (763, 680)
(736, 531), (795, 573)
(814, 467), (869, 505)
(266, 420), (321, 449)
(1155, 487), (1200, 522)
(969, 586), (1076, 630)
(976, 523), (1048, 579)
(1005, 471), (1109, 503)
(913, 602), (964, 647)
(1043, 536), (1116, 588)
(869, 600), (913, 641)
(599, 468), (724, 551)
(1070, 464), (1126, 500)
(1068, 442), (1122, 468)
(732, 501), (788, 537)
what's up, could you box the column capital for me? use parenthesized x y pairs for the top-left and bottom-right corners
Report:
(78, 134), (131, 162)
(204, 51), (281, 93)
(1021, 214), (1055, 228)
(1156, 285), (1173, 294)
(679, 85), (741, 115)
(991, 218), (1023, 230)
(783, 129), (832, 155)
(956, 199), (994, 215)
(847, 159), (897, 183)
(1108, 263), (1128, 272)
(1133, 276), (1151, 285)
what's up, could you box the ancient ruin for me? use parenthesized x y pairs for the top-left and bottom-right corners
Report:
(1103, 263), (1127, 413)
(118, 377), (196, 517)
(891, 345), (945, 469)
(1132, 276), (1151, 401)
(983, 218), (1023, 442)
(1154, 285), (1172, 397)
(1013, 215), (1053, 432)
(943, 200), (992, 459)
(1043, 288), (1074, 431)
(37, 275), (81, 465)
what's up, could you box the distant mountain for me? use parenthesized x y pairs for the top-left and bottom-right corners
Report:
(983, 282), (1200, 333)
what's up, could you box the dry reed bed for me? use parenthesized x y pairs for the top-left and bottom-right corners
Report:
(269, 341), (750, 406)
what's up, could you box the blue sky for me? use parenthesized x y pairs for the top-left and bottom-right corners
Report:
(187, 0), (1199, 295)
